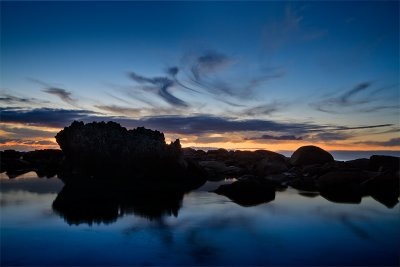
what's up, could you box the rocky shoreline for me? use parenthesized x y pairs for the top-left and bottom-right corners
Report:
(1, 121), (399, 211)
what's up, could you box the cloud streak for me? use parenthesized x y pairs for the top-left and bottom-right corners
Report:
(42, 87), (76, 105)
(129, 72), (188, 107)
(310, 81), (398, 114)
(245, 134), (302, 141)
(0, 107), (97, 128)
(1, 107), (395, 145)
(355, 138), (400, 147)
(94, 105), (141, 116)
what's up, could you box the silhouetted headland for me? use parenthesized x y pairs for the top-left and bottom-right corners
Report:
(1, 120), (399, 223)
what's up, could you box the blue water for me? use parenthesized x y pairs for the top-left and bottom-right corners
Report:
(1, 172), (399, 266)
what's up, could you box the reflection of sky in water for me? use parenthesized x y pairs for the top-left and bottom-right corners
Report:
(1, 177), (399, 266)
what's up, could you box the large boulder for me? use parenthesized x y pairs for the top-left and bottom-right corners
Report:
(290, 146), (334, 166)
(55, 121), (192, 180)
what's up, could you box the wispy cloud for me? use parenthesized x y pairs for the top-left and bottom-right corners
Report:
(245, 134), (302, 141)
(0, 107), (97, 128)
(94, 105), (141, 116)
(1, 107), (394, 143)
(310, 81), (399, 114)
(240, 102), (283, 116)
(0, 92), (49, 106)
(28, 78), (79, 107)
(126, 49), (284, 111)
(184, 50), (283, 99)
(129, 72), (188, 107)
(42, 87), (76, 105)
(311, 132), (352, 141)
(189, 51), (234, 96)
(1, 125), (57, 139)
(355, 138), (400, 147)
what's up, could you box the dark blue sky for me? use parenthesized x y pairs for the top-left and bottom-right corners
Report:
(1, 1), (399, 151)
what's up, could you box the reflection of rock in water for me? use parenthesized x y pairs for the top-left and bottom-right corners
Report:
(214, 178), (276, 207)
(52, 179), (204, 225)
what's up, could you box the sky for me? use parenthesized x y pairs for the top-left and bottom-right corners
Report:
(1, 1), (399, 152)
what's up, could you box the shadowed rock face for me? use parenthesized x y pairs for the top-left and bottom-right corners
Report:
(290, 145), (334, 166)
(55, 121), (193, 180)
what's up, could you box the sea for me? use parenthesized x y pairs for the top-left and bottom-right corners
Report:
(0, 171), (399, 266)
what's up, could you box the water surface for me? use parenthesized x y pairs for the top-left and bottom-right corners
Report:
(1, 173), (399, 266)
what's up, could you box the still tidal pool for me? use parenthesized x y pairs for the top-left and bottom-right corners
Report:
(1, 173), (399, 266)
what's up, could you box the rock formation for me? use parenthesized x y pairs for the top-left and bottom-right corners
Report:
(55, 121), (201, 181)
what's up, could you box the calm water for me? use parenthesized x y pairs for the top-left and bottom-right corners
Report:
(1, 172), (399, 266)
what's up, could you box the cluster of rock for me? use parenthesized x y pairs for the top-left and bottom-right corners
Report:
(0, 149), (63, 178)
(1, 121), (399, 210)
(186, 146), (399, 208)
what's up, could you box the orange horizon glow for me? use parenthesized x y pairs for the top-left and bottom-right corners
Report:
(1, 138), (400, 153)
(1, 122), (399, 152)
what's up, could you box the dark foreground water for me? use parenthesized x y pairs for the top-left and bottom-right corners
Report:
(1, 172), (399, 266)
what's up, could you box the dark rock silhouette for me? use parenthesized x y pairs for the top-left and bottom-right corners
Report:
(316, 170), (378, 191)
(198, 161), (243, 181)
(320, 185), (362, 204)
(369, 155), (400, 172)
(0, 149), (63, 178)
(214, 178), (276, 206)
(254, 157), (289, 176)
(1, 150), (30, 178)
(290, 145), (334, 166)
(23, 149), (64, 178)
(343, 158), (371, 171)
(361, 172), (399, 208)
(55, 121), (202, 181)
